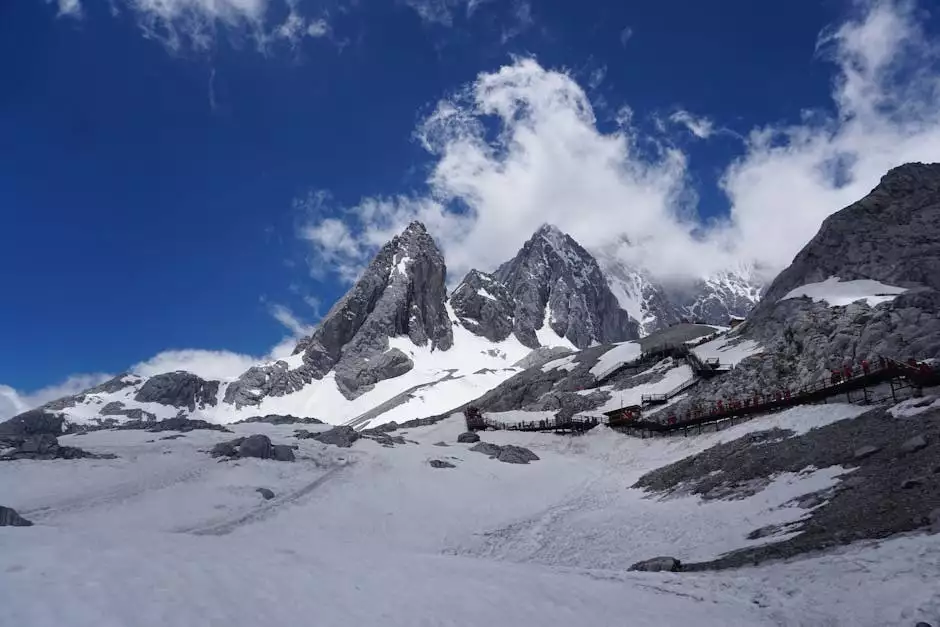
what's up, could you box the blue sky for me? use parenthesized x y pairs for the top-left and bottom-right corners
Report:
(2, 0), (940, 411)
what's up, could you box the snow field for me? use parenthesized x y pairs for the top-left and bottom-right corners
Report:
(2, 402), (937, 626)
(781, 276), (908, 307)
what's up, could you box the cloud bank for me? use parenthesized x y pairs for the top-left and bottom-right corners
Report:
(302, 0), (940, 286)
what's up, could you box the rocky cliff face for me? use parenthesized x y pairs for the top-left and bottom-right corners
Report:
(653, 163), (940, 422)
(486, 224), (639, 349)
(756, 162), (940, 310)
(227, 221), (454, 405)
(449, 270), (516, 342)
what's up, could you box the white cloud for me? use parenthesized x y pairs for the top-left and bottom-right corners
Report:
(0, 373), (112, 421)
(51, 0), (82, 18)
(131, 350), (258, 379)
(269, 303), (316, 337)
(301, 0), (940, 286)
(669, 110), (714, 139)
(403, 0), (532, 40)
(619, 26), (633, 47)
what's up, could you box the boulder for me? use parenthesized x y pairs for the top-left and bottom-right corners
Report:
(901, 477), (925, 489)
(0, 410), (64, 436)
(0, 505), (33, 527)
(927, 507), (940, 532)
(900, 434), (928, 455)
(272, 444), (296, 462)
(18, 434), (60, 455)
(256, 488), (275, 500)
(310, 426), (360, 448)
(433, 441), (449, 447)
(496, 445), (540, 464)
(429, 459), (456, 469)
(469, 442), (503, 458)
(457, 432), (481, 444)
(210, 437), (245, 458)
(853, 445), (880, 460)
(238, 434), (274, 459)
(628, 556), (682, 572)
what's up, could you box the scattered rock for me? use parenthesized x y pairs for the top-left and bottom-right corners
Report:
(469, 442), (503, 458)
(134, 371), (220, 411)
(18, 434), (60, 455)
(238, 434), (275, 459)
(433, 441), (449, 447)
(210, 438), (244, 458)
(272, 444), (296, 462)
(0, 505), (33, 527)
(160, 434), (186, 440)
(293, 429), (314, 439)
(429, 459), (456, 469)
(900, 434), (928, 455)
(901, 477), (926, 489)
(853, 445), (881, 460)
(496, 445), (540, 464)
(0, 432), (107, 461)
(309, 426), (360, 448)
(256, 488), (275, 500)
(362, 432), (407, 447)
(457, 432), (481, 444)
(236, 414), (324, 426)
(0, 409), (64, 436)
(914, 622), (933, 627)
(629, 556), (682, 572)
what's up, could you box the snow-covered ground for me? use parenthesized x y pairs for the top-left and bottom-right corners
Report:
(589, 341), (642, 379)
(2, 403), (937, 626)
(586, 362), (695, 413)
(781, 276), (908, 307)
(692, 333), (764, 367)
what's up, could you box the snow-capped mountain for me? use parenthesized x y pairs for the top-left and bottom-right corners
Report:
(452, 224), (639, 349)
(9, 222), (639, 431)
(594, 243), (763, 336)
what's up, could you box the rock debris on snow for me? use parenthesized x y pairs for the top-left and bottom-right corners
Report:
(256, 488), (275, 500)
(456, 432), (480, 444)
(628, 557), (682, 572)
(306, 426), (361, 448)
(428, 460), (456, 469)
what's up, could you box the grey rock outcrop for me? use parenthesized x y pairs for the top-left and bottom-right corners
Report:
(469, 442), (503, 457)
(457, 432), (480, 444)
(227, 221), (454, 405)
(256, 488), (275, 500)
(0, 506), (33, 527)
(629, 556), (682, 572)
(210, 438), (244, 458)
(900, 435), (928, 455)
(134, 371), (220, 411)
(494, 224), (638, 348)
(308, 426), (360, 448)
(757, 163), (940, 309)
(234, 414), (324, 426)
(450, 270), (516, 342)
(238, 434), (274, 459)
(272, 445), (296, 462)
(429, 459), (456, 469)
(0, 410), (64, 436)
(496, 445), (540, 464)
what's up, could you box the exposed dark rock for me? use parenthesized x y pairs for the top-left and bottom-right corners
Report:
(0, 410), (64, 436)
(309, 426), (360, 448)
(900, 434), (928, 455)
(496, 445), (540, 464)
(628, 557), (682, 572)
(450, 270), (516, 342)
(494, 224), (638, 348)
(272, 444), (296, 462)
(160, 434), (186, 440)
(238, 434), (274, 459)
(256, 488), (275, 500)
(429, 459), (456, 469)
(134, 371), (220, 411)
(469, 442), (503, 458)
(636, 408), (940, 570)
(210, 438), (244, 458)
(457, 432), (480, 444)
(117, 417), (230, 433)
(235, 414), (324, 426)
(433, 441), (449, 447)
(0, 505), (33, 527)
(854, 445), (881, 460)
(361, 431), (407, 447)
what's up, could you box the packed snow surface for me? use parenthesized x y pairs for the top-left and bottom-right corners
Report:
(2, 402), (936, 626)
(589, 341), (642, 379)
(590, 363), (695, 413)
(781, 276), (907, 307)
(692, 334), (763, 367)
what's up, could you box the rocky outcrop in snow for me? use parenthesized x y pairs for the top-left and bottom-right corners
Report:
(134, 371), (219, 411)
(493, 224), (638, 348)
(450, 269), (516, 342)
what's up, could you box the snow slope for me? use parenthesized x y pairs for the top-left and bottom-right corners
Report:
(588, 363), (695, 413)
(1, 403), (936, 627)
(589, 341), (643, 379)
(692, 334), (764, 367)
(781, 276), (908, 307)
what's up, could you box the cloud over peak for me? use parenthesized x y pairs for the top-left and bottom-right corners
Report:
(301, 0), (940, 287)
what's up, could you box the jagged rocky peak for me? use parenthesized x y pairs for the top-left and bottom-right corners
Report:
(227, 221), (454, 406)
(494, 223), (639, 349)
(450, 269), (516, 342)
(757, 162), (940, 311)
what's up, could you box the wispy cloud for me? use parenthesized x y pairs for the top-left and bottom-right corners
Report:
(619, 26), (633, 47)
(300, 0), (940, 286)
(0, 373), (112, 421)
(669, 110), (714, 139)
